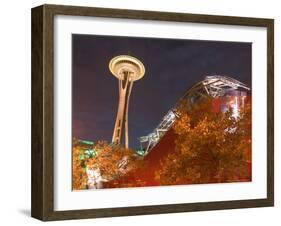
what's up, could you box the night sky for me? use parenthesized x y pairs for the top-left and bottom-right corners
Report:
(72, 34), (252, 148)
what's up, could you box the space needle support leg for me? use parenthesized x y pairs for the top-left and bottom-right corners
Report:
(124, 80), (134, 149)
(112, 74), (130, 146)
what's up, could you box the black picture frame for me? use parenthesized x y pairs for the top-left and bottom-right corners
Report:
(31, 4), (274, 221)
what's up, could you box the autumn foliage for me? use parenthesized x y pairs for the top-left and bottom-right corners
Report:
(72, 143), (88, 190)
(155, 97), (252, 185)
(72, 140), (144, 190)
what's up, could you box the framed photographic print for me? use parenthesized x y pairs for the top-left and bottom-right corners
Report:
(31, 4), (274, 221)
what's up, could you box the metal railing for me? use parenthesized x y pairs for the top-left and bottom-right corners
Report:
(138, 75), (250, 155)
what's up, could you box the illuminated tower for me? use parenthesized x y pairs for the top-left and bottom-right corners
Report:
(109, 55), (145, 148)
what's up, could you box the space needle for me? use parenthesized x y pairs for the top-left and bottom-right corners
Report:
(109, 55), (145, 148)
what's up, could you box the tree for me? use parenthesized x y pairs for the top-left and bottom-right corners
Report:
(72, 140), (145, 190)
(86, 141), (144, 182)
(72, 144), (88, 190)
(155, 97), (251, 185)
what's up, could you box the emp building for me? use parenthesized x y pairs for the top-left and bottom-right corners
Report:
(138, 75), (251, 155)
